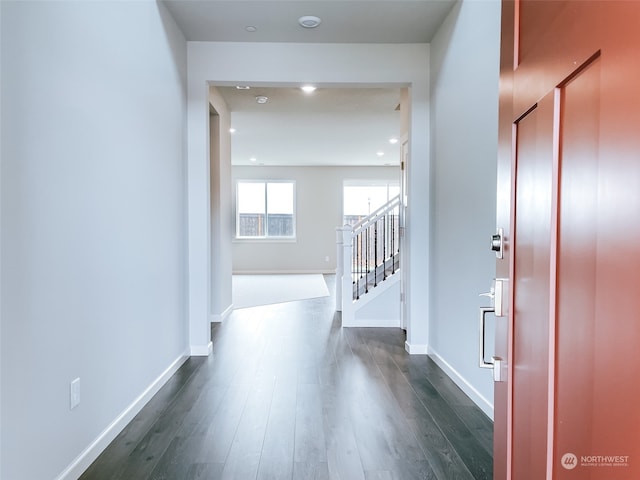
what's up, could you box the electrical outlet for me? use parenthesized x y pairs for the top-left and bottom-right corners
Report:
(70, 377), (80, 410)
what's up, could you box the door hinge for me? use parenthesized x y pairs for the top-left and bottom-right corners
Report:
(401, 161), (405, 170)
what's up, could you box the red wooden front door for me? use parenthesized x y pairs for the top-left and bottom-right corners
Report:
(496, 2), (640, 478)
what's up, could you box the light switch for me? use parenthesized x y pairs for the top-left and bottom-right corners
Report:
(70, 378), (80, 410)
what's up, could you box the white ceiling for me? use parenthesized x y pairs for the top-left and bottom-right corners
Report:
(163, 1), (456, 166)
(216, 85), (402, 166)
(162, 1), (456, 44)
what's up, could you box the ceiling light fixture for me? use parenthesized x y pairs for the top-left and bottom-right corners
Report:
(255, 95), (269, 104)
(377, 151), (385, 157)
(298, 15), (321, 28)
(235, 85), (251, 90)
(301, 85), (317, 93)
(229, 128), (236, 133)
(389, 138), (398, 144)
(245, 25), (257, 32)
(250, 157), (257, 163)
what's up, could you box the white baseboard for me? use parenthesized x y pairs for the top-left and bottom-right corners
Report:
(428, 348), (494, 420)
(190, 341), (213, 356)
(343, 317), (401, 328)
(210, 304), (233, 323)
(55, 352), (189, 480)
(405, 341), (429, 354)
(232, 269), (335, 275)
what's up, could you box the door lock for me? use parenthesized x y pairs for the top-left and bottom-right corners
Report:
(491, 228), (504, 259)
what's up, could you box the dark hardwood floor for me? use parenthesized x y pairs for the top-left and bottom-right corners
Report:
(80, 275), (493, 479)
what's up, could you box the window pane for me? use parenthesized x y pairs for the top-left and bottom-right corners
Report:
(367, 186), (388, 212)
(266, 183), (294, 236)
(267, 214), (294, 236)
(237, 182), (265, 236)
(343, 182), (399, 226)
(267, 183), (293, 214)
(344, 185), (387, 216)
(238, 182), (265, 214)
(238, 214), (265, 236)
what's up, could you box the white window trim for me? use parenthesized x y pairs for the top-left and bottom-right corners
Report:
(235, 179), (297, 240)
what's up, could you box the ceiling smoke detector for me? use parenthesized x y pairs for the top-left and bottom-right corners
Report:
(298, 15), (321, 28)
(255, 95), (269, 104)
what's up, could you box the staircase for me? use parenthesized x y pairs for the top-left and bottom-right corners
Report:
(336, 196), (402, 327)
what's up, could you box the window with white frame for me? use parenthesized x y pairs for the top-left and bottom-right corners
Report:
(343, 181), (400, 226)
(236, 180), (296, 238)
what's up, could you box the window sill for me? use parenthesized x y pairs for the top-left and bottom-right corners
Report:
(233, 237), (297, 244)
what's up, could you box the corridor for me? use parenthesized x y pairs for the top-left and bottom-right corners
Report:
(80, 276), (492, 479)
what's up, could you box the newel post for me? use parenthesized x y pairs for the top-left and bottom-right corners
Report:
(335, 227), (344, 310)
(338, 226), (354, 323)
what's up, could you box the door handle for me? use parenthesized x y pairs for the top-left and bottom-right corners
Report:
(479, 306), (504, 381)
(479, 307), (495, 369)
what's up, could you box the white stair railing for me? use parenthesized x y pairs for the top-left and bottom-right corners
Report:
(336, 196), (401, 315)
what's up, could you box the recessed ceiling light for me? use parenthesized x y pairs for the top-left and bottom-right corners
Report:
(389, 138), (398, 144)
(229, 128), (236, 133)
(245, 26), (257, 32)
(298, 15), (321, 28)
(250, 157), (257, 163)
(235, 85), (250, 90)
(255, 96), (269, 104)
(377, 151), (385, 157)
(301, 85), (317, 93)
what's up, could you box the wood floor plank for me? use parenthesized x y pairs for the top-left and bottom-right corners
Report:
(365, 460), (439, 480)
(321, 380), (366, 480)
(409, 376), (492, 480)
(292, 461), (331, 480)
(147, 435), (205, 480)
(294, 383), (328, 464)
(195, 382), (252, 464)
(409, 413), (476, 480)
(147, 381), (228, 478)
(219, 377), (276, 479)
(257, 380), (297, 475)
(185, 462), (224, 479)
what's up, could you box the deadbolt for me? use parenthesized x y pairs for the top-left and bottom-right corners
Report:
(491, 234), (501, 251)
(491, 228), (504, 259)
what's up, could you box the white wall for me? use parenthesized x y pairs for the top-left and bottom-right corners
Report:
(354, 281), (401, 327)
(0, 2), (188, 479)
(0, 2), (3, 474)
(429, 0), (501, 418)
(231, 165), (398, 274)
(188, 41), (431, 353)
(208, 87), (233, 322)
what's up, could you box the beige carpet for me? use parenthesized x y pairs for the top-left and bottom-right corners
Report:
(232, 274), (330, 309)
